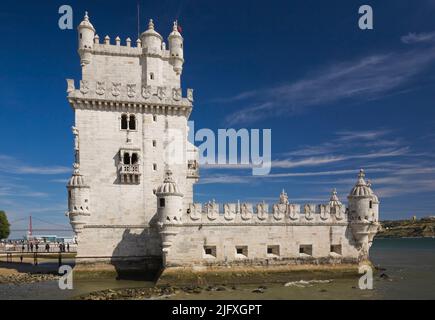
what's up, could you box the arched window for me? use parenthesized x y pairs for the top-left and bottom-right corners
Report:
(131, 153), (138, 164)
(121, 114), (128, 130)
(123, 153), (131, 165)
(369, 201), (373, 209)
(129, 114), (136, 130)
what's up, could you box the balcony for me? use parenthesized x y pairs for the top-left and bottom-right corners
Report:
(118, 164), (141, 184)
(187, 160), (199, 179)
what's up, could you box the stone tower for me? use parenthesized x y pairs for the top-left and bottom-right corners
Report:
(66, 12), (198, 265)
(348, 169), (380, 260)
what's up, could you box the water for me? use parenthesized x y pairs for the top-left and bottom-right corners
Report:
(1, 238), (434, 300)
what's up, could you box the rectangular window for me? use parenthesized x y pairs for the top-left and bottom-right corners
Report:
(203, 246), (216, 258)
(153, 115), (157, 122)
(267, 245), (280, 257)
(330, 244), (342, 255)
(152, 140), (156, 147)
(299, 244), (313, 256)
(159, 198), (165, 208)
(235, 246), (248, 258)
(153, 164), (157, 171)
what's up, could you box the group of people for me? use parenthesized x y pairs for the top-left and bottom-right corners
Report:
(19, 242), (70, 253)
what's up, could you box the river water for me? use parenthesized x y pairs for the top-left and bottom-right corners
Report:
(1, 238), (434, 300)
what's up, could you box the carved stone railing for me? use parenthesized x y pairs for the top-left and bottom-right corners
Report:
(184, 202), (347, 224)
(118, 164), (141, 184)
(67, 79), (193, 109)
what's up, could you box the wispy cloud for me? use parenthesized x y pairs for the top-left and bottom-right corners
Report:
(0, 155), (70, 175)
(401, 31), (435, 44)
(221, 35), (435, 125)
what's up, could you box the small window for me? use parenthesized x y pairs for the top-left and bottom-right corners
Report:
(152, 140), (156, 147)
(121, 114), (128, 130)
(369, 201), (373, 209)
(235, 246), (248, 258)
(123, 153), (131, 165)
(150, 72), (154, 80)
(267, 245), (280, 257)
(153, 163), (157, 171)
(330, 244), (342, 255)
(299, 244), (313, 256)
(80, 33), (82, 39)
(131, 153), (138, 164)
(159, 198), (165, 208)
(68, 190), (71, 200)
(153, 115), (157, 122)
(129, 114), (136, 130)
(203, 246), (216, 258)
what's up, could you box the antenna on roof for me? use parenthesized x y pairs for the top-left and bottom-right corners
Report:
(137, 1), (140, 40)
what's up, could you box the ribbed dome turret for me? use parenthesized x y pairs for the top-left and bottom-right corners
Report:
(140, 19), (163, 50)
(156, 170), (182, 196)
(68, 164), (88, 187)
(329, 188), (342, 206)
(78, 12), (95, 32)
(349, 169), (371, 197)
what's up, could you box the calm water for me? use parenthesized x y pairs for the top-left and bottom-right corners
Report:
(1, 238), (434, 300)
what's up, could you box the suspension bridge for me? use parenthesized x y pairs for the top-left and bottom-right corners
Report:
(8, 215), (72, 235)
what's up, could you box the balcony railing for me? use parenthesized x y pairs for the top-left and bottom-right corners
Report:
(118, 164), (141, 184)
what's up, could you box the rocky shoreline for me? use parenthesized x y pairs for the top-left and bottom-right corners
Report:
(78, 284), (261, 300)
(0, 273), (59, 285)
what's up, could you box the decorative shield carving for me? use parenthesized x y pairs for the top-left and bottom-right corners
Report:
(224, 203), (235, 221)
(127, 84), (136, 98)
(187, 88), (194, 102)
(240, 203), (253, 220)
(80, 80), (89, 94)
(111, 82), (121, 97)
(273, 204), (285, 220)
(304, 204), (314, 220)
(172, 88), (181, 101)
(335, 205), (344, 220)
(256, 202), (268, 220)
(96, 81), (105, 95)
(288, 204), (299, 220)
(206, 200), (218, 220)
(141, 85), (152, 99)
(320, 204), (330, 220)
(157, 86), (167, 100)
(188, 203), (201, 221)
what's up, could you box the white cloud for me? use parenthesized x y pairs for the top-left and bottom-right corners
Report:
(401, 31), (435, 44)
(0, 155), (70, 175)
(222, 44), (435, 125)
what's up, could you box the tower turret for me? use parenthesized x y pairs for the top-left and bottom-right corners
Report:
(77, 12), (96, 66)
(140, 19), (163, 54)
(155, 170), (184, 266)
(348, 169), (380, 260)
(168, 21), (184, 75)
(66, 163), (91, 239)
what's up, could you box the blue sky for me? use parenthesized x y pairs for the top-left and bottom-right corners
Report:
(1, 0), (435, 238)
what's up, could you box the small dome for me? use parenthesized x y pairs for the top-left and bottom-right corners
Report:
(156, 170), (182, 195)
(78, 12), (95, 32)
(67, 164), (88, 187)
(141, 19), (163, 41)
(349, 169), (372, 197)
(329, 188), (342, 207)
(169, 21), (182, 38)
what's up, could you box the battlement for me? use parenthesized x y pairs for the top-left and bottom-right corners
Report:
(66, 79), (193, 111)
(84, 35), (173, 59)
(181, 201), (347, 225)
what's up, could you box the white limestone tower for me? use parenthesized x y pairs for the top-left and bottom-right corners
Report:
(77, 12), (95, 66)
(155, 170), (183, 266)
(348, 169), (380, 260)
(168, 21), (184, 75)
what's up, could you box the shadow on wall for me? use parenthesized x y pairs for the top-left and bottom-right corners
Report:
(110, 216), (163, 281)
